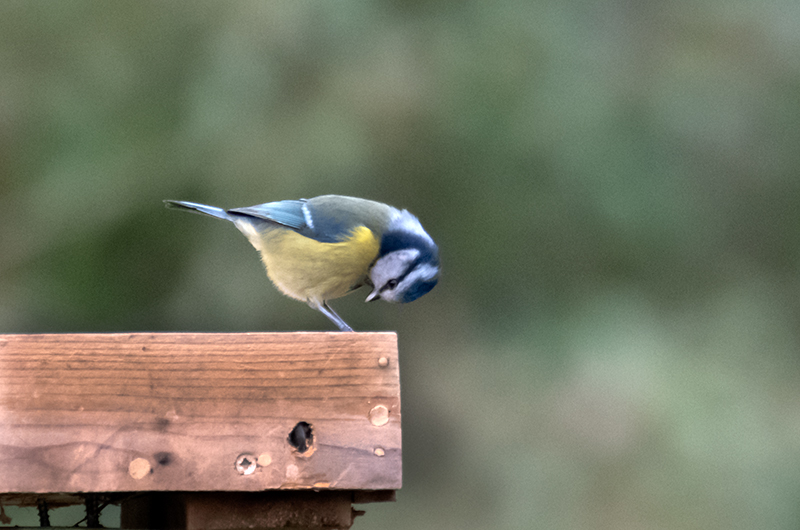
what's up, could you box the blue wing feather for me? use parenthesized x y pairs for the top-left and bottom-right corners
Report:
(164, 200), (232, 221)
(177, 196), (386, 244)
(229, 198), (373, 243)
(229, 200), (308, 231)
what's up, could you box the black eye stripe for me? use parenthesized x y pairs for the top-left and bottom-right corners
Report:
(379, 278), (398, 292)
(386, 257), (425, 289)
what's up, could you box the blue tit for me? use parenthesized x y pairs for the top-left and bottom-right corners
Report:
(164, 195), (439, 331)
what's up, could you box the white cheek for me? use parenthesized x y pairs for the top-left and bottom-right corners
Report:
(379, 290), (400, 303)
(371, 249), (420, 285)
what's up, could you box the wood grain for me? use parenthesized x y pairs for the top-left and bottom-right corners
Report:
(0, 333), (401, 495)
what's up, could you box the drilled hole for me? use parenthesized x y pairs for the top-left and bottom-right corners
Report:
(288, 422), (313, 453)
(235, 453), (257, 475)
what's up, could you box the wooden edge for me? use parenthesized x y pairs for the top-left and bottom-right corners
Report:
(352, 490), (397, 504)
(120, 491), (396, 530)
(0, 490), (398, 508)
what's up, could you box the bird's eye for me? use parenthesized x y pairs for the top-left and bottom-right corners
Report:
(385, 279), (398, 290)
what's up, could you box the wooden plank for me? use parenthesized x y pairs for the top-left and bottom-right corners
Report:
(121, 491), (359, 530)
(0, 333), (401, 494)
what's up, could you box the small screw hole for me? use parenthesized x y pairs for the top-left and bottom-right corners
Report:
(235, 453), (257, 475)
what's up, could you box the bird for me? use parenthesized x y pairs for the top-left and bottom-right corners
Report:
(164, 195), (439, 331)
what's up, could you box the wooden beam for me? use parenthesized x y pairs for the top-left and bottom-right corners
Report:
(120, 491), (363, 530)
(0, 333), (401, 495)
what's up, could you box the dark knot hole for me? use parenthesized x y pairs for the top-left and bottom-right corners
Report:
(288, 421), (313, 453)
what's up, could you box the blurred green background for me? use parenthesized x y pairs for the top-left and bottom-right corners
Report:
(2, 1), (800, 528)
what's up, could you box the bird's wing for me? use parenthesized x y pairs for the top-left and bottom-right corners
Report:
(229, 196), (391, 243)
(229, 200), (308, 231)
(228, 199), (350, 243)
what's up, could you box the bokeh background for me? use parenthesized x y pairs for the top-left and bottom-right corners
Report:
(2, 1), (800, 528)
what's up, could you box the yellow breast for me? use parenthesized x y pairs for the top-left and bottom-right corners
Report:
(248, 225), (380, 303)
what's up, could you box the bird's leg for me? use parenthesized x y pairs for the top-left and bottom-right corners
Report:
(311, 300), (354, 332)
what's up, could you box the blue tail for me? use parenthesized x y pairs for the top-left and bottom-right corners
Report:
(164, 200), (231, 221)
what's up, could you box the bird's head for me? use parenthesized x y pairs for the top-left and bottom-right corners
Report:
(366, 210), (439, 304)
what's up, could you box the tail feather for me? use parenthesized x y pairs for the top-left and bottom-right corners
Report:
(164, 200), (231, 221)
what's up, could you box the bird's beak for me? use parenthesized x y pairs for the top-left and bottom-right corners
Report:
(365, 288), (380, 302)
